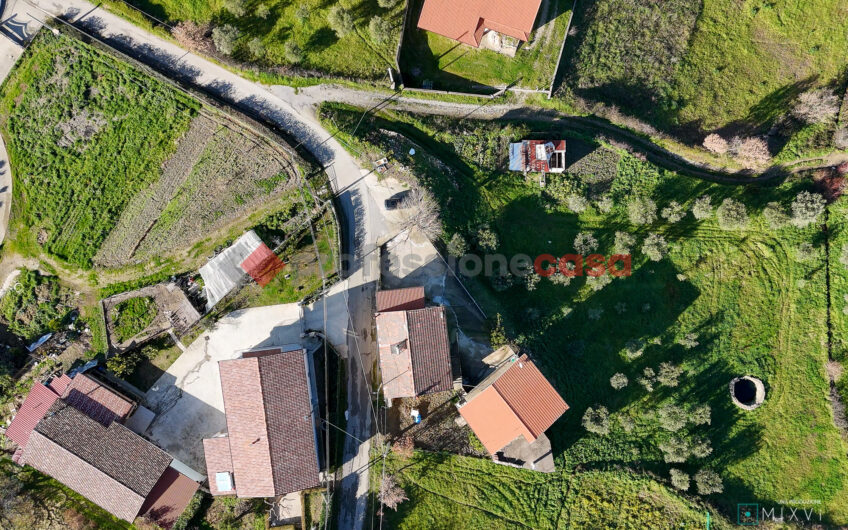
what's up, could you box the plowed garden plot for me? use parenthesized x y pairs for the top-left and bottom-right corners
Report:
(0, 31), (307, 274)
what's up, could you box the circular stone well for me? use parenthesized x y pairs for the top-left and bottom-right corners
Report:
(730, 376), (766, 410)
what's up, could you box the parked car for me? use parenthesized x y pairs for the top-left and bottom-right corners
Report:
(384, 190), (410, 210)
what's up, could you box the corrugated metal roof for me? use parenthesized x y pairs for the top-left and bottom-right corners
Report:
(200, 231), (263, 309)
(376, 287), (426, 313)
(3, 382), (61, 448)
(418, 0), (543, 47)
(139, 467), (200, 529)
(240, 243), (285, 287)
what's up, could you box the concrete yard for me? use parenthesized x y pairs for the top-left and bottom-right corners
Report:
(142, 304), (317, 475)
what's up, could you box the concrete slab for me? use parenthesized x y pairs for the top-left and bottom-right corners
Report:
(142, 304), (310, 473)
(124, 405), (155, 435)
(496, 433), (556, 473)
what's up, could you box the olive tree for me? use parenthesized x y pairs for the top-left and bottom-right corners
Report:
(790, 191), (825, 228)
(627, 197), (657, 225)
(716, 198), (748, 230)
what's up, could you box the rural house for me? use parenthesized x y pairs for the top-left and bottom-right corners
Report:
(458, 347), (568, 472)
(509, 140), (567, 174)
(375, 287), (453, 404)
(417, 0), (544, 54)
(4, 373), (199, 527)
(203, 346), (321, 498)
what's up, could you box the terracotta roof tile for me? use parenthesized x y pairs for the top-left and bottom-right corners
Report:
(209, 348), (320, 498)
(418, 0), (543, 47)
(376, 311), (415, 401)
(21, 402), (173, 521)
(376, 288), (426, 313)
(48, 374), (73, 395)
(62, 374), (134, 426)
(407, 306), (452, 395)
(459, 355), (568, 453)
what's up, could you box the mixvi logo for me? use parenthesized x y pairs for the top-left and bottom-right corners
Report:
(737, 502), (823, 526)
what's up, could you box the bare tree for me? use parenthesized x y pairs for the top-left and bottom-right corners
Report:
(702, 133), (728, 154)
(400, 186), (441, 240)
(379, 475), (408, 511)
(729, 136), (770, 168)
(792, 89), (841, 124)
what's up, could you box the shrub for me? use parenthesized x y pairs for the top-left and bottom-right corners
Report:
(840, 245), (848, 270)
(716, 198), (748, 230)
(677, 332), (699, 349)
(284, 40), (304, 64)
(247, 37), (265, 59)
(491, 272), (514, 292)
(447, 233), (467, 257)
(661, 201), (686, 222)
(763, 202), (789, 229)
(610, 373), (628, 390)
(669, 469), (690, 491)
(378, 0), (400, 7)
(582, 405), (610, 435)
(256, 3), (271, 18)
(657, 362), (683, 387)
(624, 339), (645, 360)
(614, 231), (636, 254)
(112, 296), (158, 343)
(172, 21), (213, 54)
(702, 134), (728, 154)
(549, 272), (572, 286)
(691, 195), (712, 220)
(694, 469), (723, 495)
(657, 403), (687, 431)
(391, 434), (414, 460)
(627, 197), (657, 225)
(212, 24), (240, 55)
(596, 195), (614, 213)
(566, 194), (589, 213)
(369, 16), (392, 44)
(328, 6), (355, 37)
(476, 224), (499, 252)
(790, 191), (825, 228)
(587, 274), (612, 291)
(223, 0), (246, 17)
(659, 436), (691, 463)
(792, 89), (841, 124)
(689, 404), (711, 425)
(525, 273), (541, 291)
(641, 233), (668, 261)
(573, 232), (598, 254)
(691, 437), (713, 458)
(638, 367), (656, 392)
(795, 242), (817, 262)
(490, 314), (508, 348)
(106, 344), (153, 378)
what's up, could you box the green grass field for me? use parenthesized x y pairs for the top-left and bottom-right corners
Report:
(102, 0), (405, 80)
(321, 103), (848, 524)
(0, 31), (197, 267)
(400, 0), (572, 91)
(564, 0), (848, 136)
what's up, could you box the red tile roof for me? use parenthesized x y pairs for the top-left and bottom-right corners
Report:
(48, 374), (73, 395)
(139, 467), (200, 529)
(417, 0), (543, 47)
(203, 438), (235, 495)
(240, 243), (286, 287)
(375, 302), (452, 401)
(21, 402), (174, 521)
(407, 306), (452, 395)
(459, 354), (568, 454)
(206, 347), (320, 498)
(3, 382), (61, 448)
(62, 373), (134, 426)
(376, 287), (426, 313)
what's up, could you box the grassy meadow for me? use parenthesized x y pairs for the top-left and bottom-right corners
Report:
(564, 0), (848, 136)
(321, 103), (848, 524)
(0, 31), (197, 267)
(102, 0), (405, 80)
(400, 0), (572, 91)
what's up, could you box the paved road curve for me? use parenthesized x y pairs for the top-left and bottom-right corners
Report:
(20, 0), (383, 527)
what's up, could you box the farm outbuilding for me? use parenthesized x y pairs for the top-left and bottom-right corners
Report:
(199, 230), (284, 310)
(509, 140), (567, 173)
